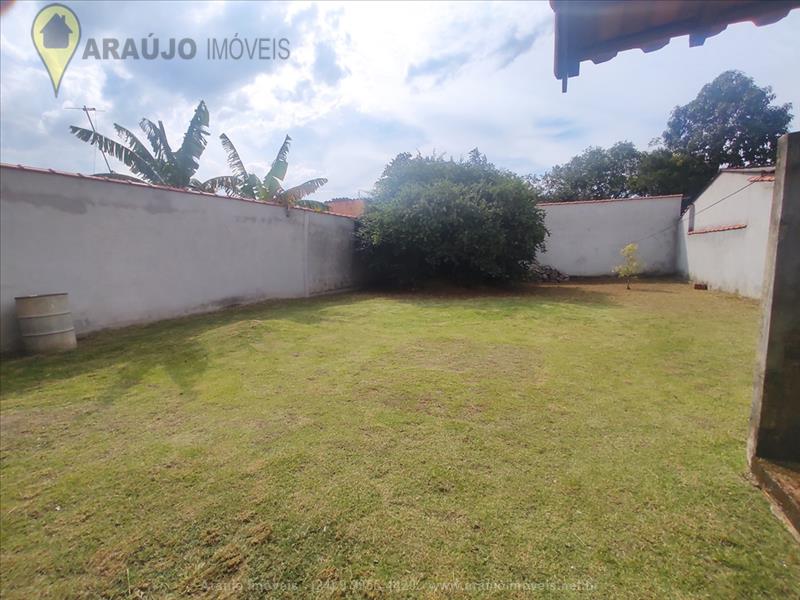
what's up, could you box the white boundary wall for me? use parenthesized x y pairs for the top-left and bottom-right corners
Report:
(539, 195), (683, 276)
(0, 165), (776, 351)
(676, 171), (773, 299)
(0, 166), (358, 352)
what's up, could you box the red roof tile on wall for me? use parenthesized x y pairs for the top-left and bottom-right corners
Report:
(0, 163), (356, 219)
(688, 223), (747, 235)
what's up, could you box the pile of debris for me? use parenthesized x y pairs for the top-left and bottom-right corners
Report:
(528, 262), (569, 283)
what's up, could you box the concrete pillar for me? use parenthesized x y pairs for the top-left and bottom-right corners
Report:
(302, 211), (310, 298)
(748, 132), (800, 463)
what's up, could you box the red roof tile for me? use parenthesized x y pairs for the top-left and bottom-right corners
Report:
(688, 224), (747, 235)
(0, 163), (356, 219)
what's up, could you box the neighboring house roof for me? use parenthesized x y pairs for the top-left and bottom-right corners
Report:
(551, 0), (799, 91)
(325, 197), (365, 217)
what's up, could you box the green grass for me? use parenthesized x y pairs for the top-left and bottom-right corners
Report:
(1, 280), (798, 598)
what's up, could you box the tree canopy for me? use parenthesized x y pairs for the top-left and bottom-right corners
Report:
(662, 70), (792, 169)
(536, 142), (641, 200)
(629, 149), (716, 199)
(69, 101), (210, 189)
(356, 151), (547, 286)
(536, 70), (792, 202)
(202, 134), (328, 211)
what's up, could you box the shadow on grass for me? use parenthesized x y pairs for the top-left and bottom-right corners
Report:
(0, 284), (616, 400)
(0, 323), (211, 403)
(378, 282), (618, 309)
(0, 293), (367, 400)
(95, 336), (210, 405)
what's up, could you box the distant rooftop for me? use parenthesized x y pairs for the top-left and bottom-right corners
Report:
(325, 197), (365, 218)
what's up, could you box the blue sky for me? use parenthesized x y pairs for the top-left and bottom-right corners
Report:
(1, 1), (798, 201)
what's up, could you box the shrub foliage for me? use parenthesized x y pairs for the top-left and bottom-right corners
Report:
(356, 150), (547, 286)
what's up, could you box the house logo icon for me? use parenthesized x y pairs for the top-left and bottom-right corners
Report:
(31, 3), (81, 97)
(41, 12), (73, 49)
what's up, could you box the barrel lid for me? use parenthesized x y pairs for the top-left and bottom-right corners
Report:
(15, 292), (69, 299)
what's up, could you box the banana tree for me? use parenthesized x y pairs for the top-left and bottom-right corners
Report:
(69, 101), (210, 189)
(203, 134), (329, 213)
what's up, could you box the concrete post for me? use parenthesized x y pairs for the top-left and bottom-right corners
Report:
(302, 211), (310, 298)
(748, 132), (800, 463)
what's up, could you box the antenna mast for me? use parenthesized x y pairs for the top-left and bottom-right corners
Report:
(66, 105), (112, 173)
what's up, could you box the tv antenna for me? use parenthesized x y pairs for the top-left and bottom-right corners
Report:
(65, 105), (112, 174)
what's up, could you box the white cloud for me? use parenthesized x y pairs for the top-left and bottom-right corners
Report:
(1, 1), (798, 200)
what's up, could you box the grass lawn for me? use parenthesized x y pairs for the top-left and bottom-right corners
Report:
(1, 280), (798, 598)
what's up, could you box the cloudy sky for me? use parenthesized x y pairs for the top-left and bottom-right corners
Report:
(1, 1), (798, 200)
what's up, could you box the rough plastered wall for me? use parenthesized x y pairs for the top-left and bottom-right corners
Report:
(676, 171), (773, 299)
(538, 195), (683, 276)
(0, 166), (358, 352)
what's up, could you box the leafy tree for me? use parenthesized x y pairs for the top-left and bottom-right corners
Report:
(203, 134), (328, 212)
(467, 147), (488, 165)
(356, 151), (547, 286)
(535, 72), (792, 202)
(538, 141), (641, 201)
(69, 101), (210, 189)
(613, 243), (644, 290)
(630, 149), (717, 199)
(662, 70), (792, 168)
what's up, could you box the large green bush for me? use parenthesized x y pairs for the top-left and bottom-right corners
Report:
(355, 151), (547, 286)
